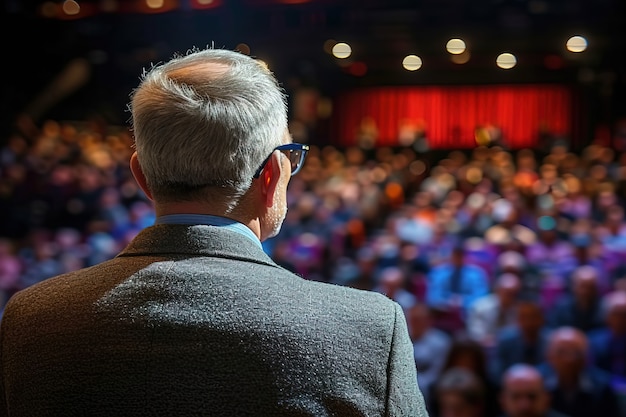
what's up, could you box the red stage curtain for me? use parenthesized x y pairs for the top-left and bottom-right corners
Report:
(331, 85), (574, 150)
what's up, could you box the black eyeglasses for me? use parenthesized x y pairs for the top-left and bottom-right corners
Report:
(253, 143), (310, 179)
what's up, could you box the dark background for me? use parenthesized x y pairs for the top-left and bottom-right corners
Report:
(2, 0), (625, 145)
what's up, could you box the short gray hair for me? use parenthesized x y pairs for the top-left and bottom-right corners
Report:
(129, 47), (288, 203)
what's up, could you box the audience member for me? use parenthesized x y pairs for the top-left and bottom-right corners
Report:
(433, 367), (487, 417)
(538, 326), (620, 417)
(374, 265), (418, 312)
(418, 218), (460, 268)
(495, 250), (541, 302)
(466, 272), (522, 349)
(547, 265), (604, 333)
(499, 363), (571, 417)
(525, 221), (577, 308)
(570, 218), (613, 294)
(491, 300), (550, 384)
(430, 336), (500, 417)
(408, 303), (453, 403)
(588, 291), (626, 396)
(426, 245), (489, 334)
(483, 202), (536, 251)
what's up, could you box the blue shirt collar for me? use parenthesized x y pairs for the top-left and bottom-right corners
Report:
(155, 214), (263, 249)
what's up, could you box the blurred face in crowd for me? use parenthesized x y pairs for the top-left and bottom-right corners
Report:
(436, 368), (485, 417)
(597, 190), (617, 211)
(379, 267), (405, 297)
(606, 206), (625, 228)
(500, 366), (550, 417)
(572, 267), (598, 304)
(438, 392), (483, 417)
(451, 248), (465, 267)
(495, 273), (522, 308)
(547, 328), (587, 382)
(516, 302), (544, 339)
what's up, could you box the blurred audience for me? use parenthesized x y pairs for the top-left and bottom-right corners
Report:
(2, 115), (626, 415)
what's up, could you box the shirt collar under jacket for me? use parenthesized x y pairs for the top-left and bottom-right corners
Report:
(155, 214), (263, 249)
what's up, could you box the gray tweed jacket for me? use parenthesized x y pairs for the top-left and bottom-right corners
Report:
(0, 224), (427, 416)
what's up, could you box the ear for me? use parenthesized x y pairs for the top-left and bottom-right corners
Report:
(260, 150), (282, 208)
(129, 151), (154, 201)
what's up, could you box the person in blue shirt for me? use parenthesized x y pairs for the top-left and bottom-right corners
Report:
(425, 245), (490, 333)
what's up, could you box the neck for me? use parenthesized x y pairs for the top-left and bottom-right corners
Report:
(522, 330), (539, 343)
(557, 374), (580, 390)
(575, 297), (594, 309)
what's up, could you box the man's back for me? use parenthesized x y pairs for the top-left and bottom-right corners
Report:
(0, 225), (425, 416)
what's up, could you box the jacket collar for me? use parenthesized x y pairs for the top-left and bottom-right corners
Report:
(117, 224), (278, 268)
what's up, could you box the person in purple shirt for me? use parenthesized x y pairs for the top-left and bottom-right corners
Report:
(526, 219), (578, 309)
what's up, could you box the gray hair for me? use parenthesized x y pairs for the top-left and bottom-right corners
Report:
(502, 363), (543, 386)
(129, 47), (288, 204)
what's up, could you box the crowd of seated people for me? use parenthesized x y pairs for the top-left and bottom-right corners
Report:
(2, 116), (626, 416)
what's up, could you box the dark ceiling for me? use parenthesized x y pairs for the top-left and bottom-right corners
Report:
(2, 0), (625, 130)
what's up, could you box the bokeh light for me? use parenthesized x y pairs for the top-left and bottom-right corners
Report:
(446, 38), (466, 54)
(62, 0), (80, 15)
(496, 53), (517, 69)
(332, 42), (352, 59)
(566, 35), (588, 53)
(402, 55), (423, 71)
(146, 0), (165, 9)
